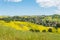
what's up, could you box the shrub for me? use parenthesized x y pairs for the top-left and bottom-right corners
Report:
(48, 28), (52, 32)
(29, 29), (34, 32)
(29, 29), (40, 32)
(35, 30), (40, 32)
(42, 30), (46, 32)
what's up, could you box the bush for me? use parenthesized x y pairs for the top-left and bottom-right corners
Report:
(35, 30), (40, 32)
(29, 29), (34, 32)
(42, 30), (46, 32)
(29, 29), (40, 32)
(48, 28), (52, 32)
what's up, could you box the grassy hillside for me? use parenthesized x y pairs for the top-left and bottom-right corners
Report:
(0, 26), (60, 40)
(0, 20), (56, 32)
(0, 14), (60, 28)
(0, 15), (60, 40)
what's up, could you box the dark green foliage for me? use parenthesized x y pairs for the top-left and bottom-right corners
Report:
(29, 29), (40, 32)
(48, 28), (52, 32)
(3, 17), (12, 23)
(56, 23), (60, 28)
(42, 30), (46, 32)
(0, 14), (60, 28)
(35, 30), (40, 32)
(29, 29), (34, 32)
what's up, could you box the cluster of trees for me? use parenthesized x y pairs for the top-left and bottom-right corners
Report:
(29, 28), (52, 32)
(0, 14), (60, 29)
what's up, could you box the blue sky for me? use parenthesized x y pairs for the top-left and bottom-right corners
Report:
(0, 0), (60, 16)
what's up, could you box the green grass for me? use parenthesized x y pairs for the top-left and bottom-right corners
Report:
(0, 26), (60, 40)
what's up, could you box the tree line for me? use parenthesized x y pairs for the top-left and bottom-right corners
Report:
(0, 14), (60, 29)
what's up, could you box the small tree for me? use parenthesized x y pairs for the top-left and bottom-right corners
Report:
(35, 30), (40, 32)
(42, 30), (46, 32)
(29, 29), (34, 32)
(3, 17), (11, 23)
(48, 28), (52, 32)
(29, 29), (40, 32)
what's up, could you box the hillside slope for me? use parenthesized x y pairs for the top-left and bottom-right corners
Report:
(0, 26), (60, 40)
(0, 20), (56, 32)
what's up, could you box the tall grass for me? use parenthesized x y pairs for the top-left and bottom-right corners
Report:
(0, 26), (60, 40)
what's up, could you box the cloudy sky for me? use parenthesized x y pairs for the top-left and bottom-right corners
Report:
(0, 0), (60, 16)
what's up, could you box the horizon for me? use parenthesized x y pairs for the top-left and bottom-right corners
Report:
(0, 13), (59, 16)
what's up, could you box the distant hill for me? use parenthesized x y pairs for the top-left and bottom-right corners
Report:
(0, 14), (60, 28)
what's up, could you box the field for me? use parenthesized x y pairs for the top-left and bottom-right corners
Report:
(0, 0), (60, 40)
(0, 26), (60, 40)
(0, 15), (60, 40)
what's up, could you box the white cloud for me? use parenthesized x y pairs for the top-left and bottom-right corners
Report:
(36, 0), (60, 14)
(36, 0), (60, 7)
(4, 0), (22, 2)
